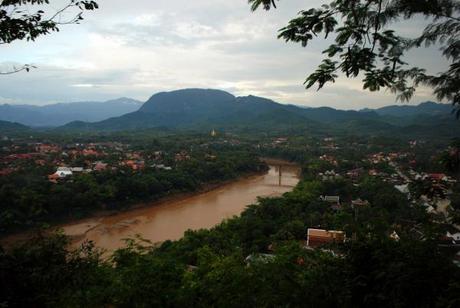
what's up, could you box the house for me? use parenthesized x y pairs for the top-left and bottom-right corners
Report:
(153, 164), (172, 171)
(368, 169), (379, 176)
(319, 155), (338, 166)
(442, 225), (460, 244)
(351, 198), (370, 208)
(127, 152), (142, 160)
(56, 167), (73, 177)
(48, 173), (61, 183)
(425, 204), (436, 214)
(273, 137), (287, 144)
(93, 162), (108, 171)
(320, 195), (340, 205)
(306, 228), (345, 248)
(123, 160), (145, 170)
(429, 173), (448, 182)
(395, 184), (410, 195)
(435, 198), (451, 216)
(35, 143), (60, 153)
(153, 151), (163, 160)
(390, 230), (400, 241)
(175, 151), (190, 162)
(369, 153), (386, 164)
(388, 152), (399, 160)
(346, 168), (363, 179)
(205, 154), (217, 160)
(48, 167), (73, 182)
(319, 170), (340, 181)
(446, 230), (460, 243)
(82, 149), (100, 156)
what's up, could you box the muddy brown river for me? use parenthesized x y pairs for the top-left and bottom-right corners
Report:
(58, 163), (300, 252)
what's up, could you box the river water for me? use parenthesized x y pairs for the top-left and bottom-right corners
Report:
(62, 164), (300, 252)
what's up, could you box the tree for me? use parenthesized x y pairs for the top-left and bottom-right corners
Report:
(1, 0), (98, 74)
(249, 0), (460, 115)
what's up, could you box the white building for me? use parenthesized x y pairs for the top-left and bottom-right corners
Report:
(55, 167), (73, 178)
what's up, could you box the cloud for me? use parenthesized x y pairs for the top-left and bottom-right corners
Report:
(0, 0), (445, 109)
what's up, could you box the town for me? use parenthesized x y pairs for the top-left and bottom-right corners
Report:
(1, 131), (459, 262)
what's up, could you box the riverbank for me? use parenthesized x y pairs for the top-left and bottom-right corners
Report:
(0, 168), (270, 248)
(60, 163), (300, 251)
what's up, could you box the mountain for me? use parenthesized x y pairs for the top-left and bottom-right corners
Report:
(59, 89), (459, 138)
(140, 89), (235, 114)
(63, 89), (320, 131)
(63, 89), (379, 131)
(0, 120), (30, 133)
(0, 98), (142, 127)
(362, 101), (453, 117)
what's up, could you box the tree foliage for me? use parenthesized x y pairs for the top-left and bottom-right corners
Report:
(249, 0), (460, 115)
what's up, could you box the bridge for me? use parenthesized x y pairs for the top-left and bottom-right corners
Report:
(260, 158), (299, 187)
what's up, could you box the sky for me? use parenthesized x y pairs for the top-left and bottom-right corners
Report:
(0, 0), (450, 109)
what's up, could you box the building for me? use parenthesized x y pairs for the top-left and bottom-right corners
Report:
(71, 167), (84, 173)
(443, 225), (460, 245)
(48, 173), (61, 183)
(306, 228), (345, 248)
(390, 230), (400, 241)
(346, 168), (363, 179)
(48, 167), (73, 183)
(153, 164), (172, 170)
(395, 184), (410, 195)
(94, 161), (108, 171)
(319, 170), (340, 181)
(320, 195), (340, 205)
(351, 198), (370, 208)
(446, 231), (460, 244)
(35, 143), (60, 153)
(429, 173), (448, 182)
(56, 167), (73, 177)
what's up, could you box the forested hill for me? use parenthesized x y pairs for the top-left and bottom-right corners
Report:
(60, 89), (459, 138)
(0, 120), (29, 133)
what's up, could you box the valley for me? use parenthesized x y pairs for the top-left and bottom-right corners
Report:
(1, 89), (460, 307)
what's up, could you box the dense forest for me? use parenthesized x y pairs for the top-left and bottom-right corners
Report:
(1, 165), (459, 307)
(1, 131), (460, 306)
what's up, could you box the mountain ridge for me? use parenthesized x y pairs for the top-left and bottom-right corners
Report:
(361, 101), (453, 117)
(0, 98), (142, 127)
(59, 89), (458, 139)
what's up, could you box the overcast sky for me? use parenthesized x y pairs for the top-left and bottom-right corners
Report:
(0, 0), (449, 109)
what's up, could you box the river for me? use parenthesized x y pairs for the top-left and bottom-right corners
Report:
(59, 163), (300, 252)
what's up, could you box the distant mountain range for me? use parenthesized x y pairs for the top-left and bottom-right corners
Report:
(0, 98), (142, 127)
(0, 89), (458, 138)
(63, 89), (381, 130)
(61, 89), (458, 137)
(361, 101), (453, 117)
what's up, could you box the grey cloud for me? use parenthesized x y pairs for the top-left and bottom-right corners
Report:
(0, 0), (444, 108)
